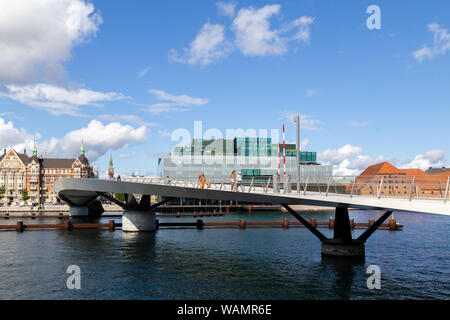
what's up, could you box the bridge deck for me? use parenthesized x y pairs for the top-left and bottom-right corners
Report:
(54, 178), (450, 216)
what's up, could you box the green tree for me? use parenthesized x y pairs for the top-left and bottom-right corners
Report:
(0, 186), (5, 204)
(21, 189), (30, 202)
(114, 193), (125, 202)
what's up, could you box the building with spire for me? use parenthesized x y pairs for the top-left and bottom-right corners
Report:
(108, 153), (114, 179)
(0, 142), (94, 205)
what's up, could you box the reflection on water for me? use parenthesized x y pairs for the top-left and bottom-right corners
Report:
(0, 210), (448, 299)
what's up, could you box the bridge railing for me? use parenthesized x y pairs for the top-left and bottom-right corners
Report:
(121, 174), (450, 203)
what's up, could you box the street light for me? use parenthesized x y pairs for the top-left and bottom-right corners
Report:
(293, 115), (300, 194)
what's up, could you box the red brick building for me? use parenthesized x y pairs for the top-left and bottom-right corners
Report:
(0, 143), (93, 205)
(355, 161), (449, 198)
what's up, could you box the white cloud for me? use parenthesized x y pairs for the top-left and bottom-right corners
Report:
(119, 151), (136, 159)
(39, 119), (147, 161)
(401, 150), (446, 171)
(291, 16), (315, 42)
(147, 89), (208, 114)
(280, 111), (321, 130)
(0, 0), (102, 85)
(0, 117), (40, 152)
(169, 23), (231, 66)
(157, 129), (172, 138)
(347, 120), (368, 127)
(170, 4), (314, 64)
(413, 23), (450, 62)
(319, 144), (384, 176)
(232, 5), (287, 56)
(305, 89), (318, 97)
(138, 67), (150, 77)
(96, 114), (157, 127)
(217, 2), (236, 18)
(1, 83), (126, 116)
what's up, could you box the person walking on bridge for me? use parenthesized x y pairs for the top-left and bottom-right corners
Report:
(199, 171), (206, 189)
(237, 171), (244, 192)
(230, 170), (237, 191)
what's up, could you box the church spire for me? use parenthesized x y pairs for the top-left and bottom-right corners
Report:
(108, 153), (114, 178)
(32, 141), (37, 157)
(80, 138), (85, 156)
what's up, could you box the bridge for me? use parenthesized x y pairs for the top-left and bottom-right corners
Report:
(54, 175), (450, 259)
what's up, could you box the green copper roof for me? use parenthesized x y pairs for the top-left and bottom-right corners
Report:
(109, 153), (114, 168)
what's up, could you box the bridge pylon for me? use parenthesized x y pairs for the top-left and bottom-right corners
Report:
(282, 205), (393, 259)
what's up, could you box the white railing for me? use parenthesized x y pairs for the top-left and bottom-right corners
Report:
(119, 174), (450, 203)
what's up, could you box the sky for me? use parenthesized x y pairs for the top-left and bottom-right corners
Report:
(0, 0), (449, 177)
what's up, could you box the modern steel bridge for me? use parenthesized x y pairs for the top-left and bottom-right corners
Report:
(54, 175), (450, 258)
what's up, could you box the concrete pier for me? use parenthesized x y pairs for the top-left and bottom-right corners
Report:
(122, 210), (156, 232)
(321, 240), (365, 258)
(69, 206), (89, 216)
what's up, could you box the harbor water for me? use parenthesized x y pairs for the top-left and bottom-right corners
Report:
(0, 210), (448, 299)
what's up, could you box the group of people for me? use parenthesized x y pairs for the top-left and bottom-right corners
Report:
(194, 171), (244, 191)
(230, 170), (244, 192)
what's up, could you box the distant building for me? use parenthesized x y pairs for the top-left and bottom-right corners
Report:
(425, 167), (450, 174)
(0, 143), (94, 205)
(355, 161), (449, 198)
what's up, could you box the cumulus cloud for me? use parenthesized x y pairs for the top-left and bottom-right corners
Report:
(147, 89), (208, 114)
(217, 2), (236, 18)
(0, 117), (40, 152)
(232, 5), (287, 56)
(0, 0), (102, 85)
(38, 120), (147, 161)
(319, 144), (384, 176)
(170, 4), (314, 64)
(401, 150), (446, 170)
(413, 23), (450, 62)
(169, 23), (231, 66)
(1, 83), (126, 116)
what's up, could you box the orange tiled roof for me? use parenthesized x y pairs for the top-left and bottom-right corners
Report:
(398, 168), (426, 175)
(359, 161), (401, 176)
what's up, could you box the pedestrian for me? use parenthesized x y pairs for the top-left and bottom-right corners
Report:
(237, 171), (244, 192)
(166, 175), (172, 184)
(230, 170), (237, 191)
(199, 171), (206, 189)
(117, 175), (121, 181)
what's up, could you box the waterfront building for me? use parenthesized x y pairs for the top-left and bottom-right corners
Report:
(157, 138), (332, 182)
(0, 143), (94, 205)
(425, 167), (450, 174)
(355, 161), (449, 198)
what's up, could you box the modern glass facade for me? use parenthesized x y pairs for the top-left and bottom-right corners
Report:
(158, 138), (332, 182)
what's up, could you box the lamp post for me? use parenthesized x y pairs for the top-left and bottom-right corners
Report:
(294, 115), (301, 194)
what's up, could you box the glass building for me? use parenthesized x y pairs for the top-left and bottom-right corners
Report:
(157, 138), (332, 182)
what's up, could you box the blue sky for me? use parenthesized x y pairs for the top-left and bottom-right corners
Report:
(0, 0), (449, 176)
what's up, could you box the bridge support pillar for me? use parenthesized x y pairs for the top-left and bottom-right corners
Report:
(122, 210), (157, 232)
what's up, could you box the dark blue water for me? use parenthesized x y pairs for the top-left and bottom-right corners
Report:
(0, 210), (448, 299)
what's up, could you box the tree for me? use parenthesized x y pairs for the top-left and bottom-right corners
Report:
(21, 189), (30, 202)
(0, 186), (4, 205)
(115, 193), (125, 202)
